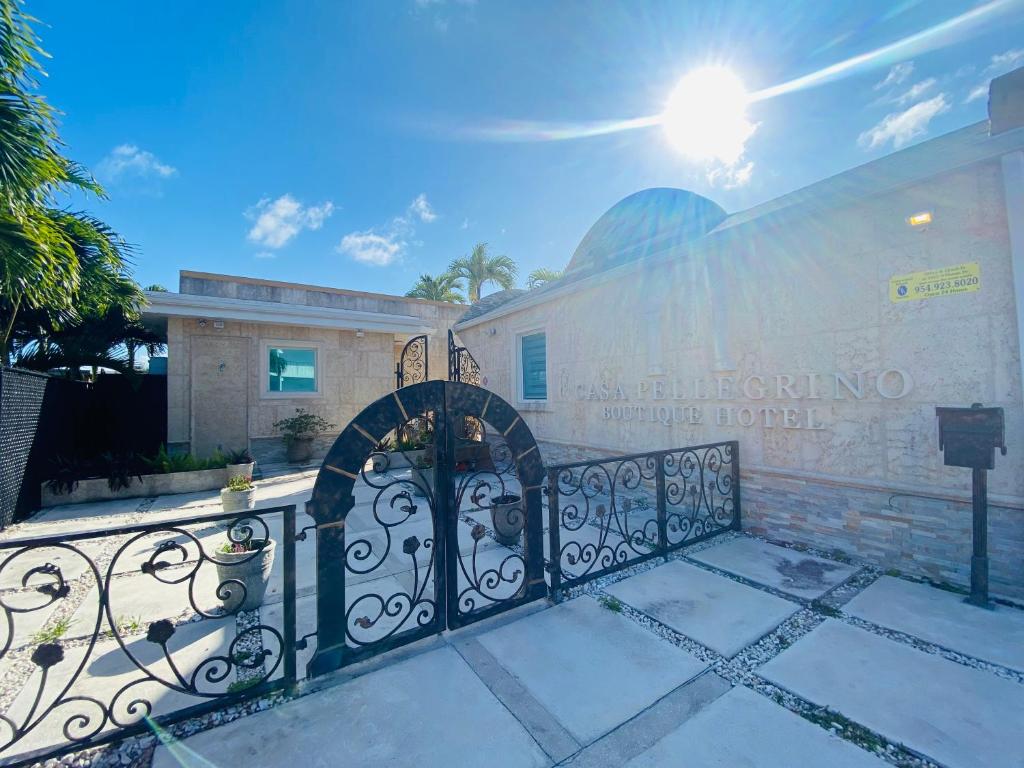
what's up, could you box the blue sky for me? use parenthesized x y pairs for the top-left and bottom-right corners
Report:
(38, 0), (1024, 297)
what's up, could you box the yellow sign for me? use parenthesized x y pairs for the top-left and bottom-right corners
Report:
(889, 262), (980, 302)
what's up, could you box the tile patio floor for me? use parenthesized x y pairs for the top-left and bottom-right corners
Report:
(1, 470), (1022, 767)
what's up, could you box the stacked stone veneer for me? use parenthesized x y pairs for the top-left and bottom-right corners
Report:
(538, 439), (1023, 602)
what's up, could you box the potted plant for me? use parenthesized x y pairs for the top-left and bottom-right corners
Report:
(214, 536), (275, 612)
(273, 408), (336, 464)
(405, 455), (435, 498)
(490, 493), (525, 546)
(390, 419), (433, 468)
(371, 437), (393, 474)
(221, 475), (255, 512)
(225, 448), (255, 482)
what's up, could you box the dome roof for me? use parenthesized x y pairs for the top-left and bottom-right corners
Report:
(566, 188), (727, 273)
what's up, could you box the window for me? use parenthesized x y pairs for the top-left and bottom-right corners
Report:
(267, 346), (317, 393)
(520, 332), (547, 400)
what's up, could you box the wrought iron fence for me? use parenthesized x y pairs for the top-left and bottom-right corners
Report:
(0, 504), (299, 766)
(447, 330), (481, 386)
(545, 441), (740, 594)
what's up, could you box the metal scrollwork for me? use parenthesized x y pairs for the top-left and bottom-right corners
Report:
(396, 334), (429, 389)
(448, 330), (481, 386)
(0, 506), (296, 762)
(548, 441), (740, 590)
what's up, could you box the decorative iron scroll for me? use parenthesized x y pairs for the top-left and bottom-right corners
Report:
(308, 380), (546, 674)
(447, 330), (481, 386)
(395, 334), (429, 389)
(546, 441), (740, 593)
(0, 505), (298, 764)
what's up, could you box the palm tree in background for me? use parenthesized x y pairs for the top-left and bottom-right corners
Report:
(448, 243), (518, 303)
(527, 268), (563, 290)
(405, 273), (466, 303)
(0, 0), (140, 364)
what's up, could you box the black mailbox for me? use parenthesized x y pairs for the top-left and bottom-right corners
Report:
(936, 404), (1006, 470)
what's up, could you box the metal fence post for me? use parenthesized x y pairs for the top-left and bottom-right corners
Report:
(546, 468), (562, 601)
(730, 440), (742, 530)
(283, 505), (298, 688)
(655, 451), (668, 557)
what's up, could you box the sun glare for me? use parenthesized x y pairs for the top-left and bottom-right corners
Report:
(661, 66), (756, 164)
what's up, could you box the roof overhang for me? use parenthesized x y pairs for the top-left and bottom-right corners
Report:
(142, 291), (434, 335)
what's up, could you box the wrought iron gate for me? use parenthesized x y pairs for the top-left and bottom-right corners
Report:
(395, 334), (428, 388)
(448, 330), (481, 385)
(306, 381), (545, 673)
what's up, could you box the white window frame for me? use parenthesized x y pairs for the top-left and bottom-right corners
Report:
(260, 339), (323, 399)
(511, 324), (550, 409)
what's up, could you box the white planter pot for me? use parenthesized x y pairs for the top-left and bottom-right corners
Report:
(214, 539), (276, 612)
(387, 448), (426, 469)
(491, 494), (525, 546)
(226, 462), (255, 482)
(41, 468), (229, 508)
(221, 488), (255, 512)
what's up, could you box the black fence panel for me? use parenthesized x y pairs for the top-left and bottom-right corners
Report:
(0, 368), (167, 528)
(545, 440), (741, 595)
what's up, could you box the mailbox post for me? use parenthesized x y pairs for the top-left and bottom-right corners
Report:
(935, 403), (1007, 607)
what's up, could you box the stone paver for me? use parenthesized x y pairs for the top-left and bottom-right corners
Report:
(477, 596), (707, 744)
(689, 537), (858, 599)
(760, 619), (1024, 768)
(624, 685), (887, 768)
(151, 646), (550, 768)
(605, 560), (799, 657)
(844, 576), (1024, 672)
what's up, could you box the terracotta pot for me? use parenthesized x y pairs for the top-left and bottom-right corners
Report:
(220, 488), (255, 512)
(215, 539), (275, 612)
(286, 436), (315, 463)
(491, 494), (524, 546)
(226, 462), (255, 482)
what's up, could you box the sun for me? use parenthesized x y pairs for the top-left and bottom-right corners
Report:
(661, 66), (756, 164)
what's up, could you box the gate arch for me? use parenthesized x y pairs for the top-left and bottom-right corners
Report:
(306, 380), (546, 675)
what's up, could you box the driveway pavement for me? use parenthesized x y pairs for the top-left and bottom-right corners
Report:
(2, 472), (1022, 767)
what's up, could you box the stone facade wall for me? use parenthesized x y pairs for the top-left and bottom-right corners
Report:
(166, 274), (466, 465)
(462, 158), (1024, 599)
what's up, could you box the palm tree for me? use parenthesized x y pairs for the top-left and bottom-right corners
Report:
(406, 273), (466, 303)
(527, 268), (563, 290)
(448, 243), (518, 303)
(0, 0), (137, 364)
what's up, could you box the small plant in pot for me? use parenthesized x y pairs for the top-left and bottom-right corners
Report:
(406, 455), (435, 498)
(221, 475), (255, 512)
(370, 437), (393, 474)
(225, 448), (255, 482)
(215, 536), (275, 612)
(490, 493), (525, 546)
(273, 409), (336, 464)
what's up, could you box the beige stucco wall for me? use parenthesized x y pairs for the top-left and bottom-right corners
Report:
(458, 158), (1024, 596)
(459, 160), (1022, 500)
(166, 274), (466, 462)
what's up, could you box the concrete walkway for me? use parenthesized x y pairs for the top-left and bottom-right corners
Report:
(3, 477), (1023, 767)
(156, 538), (1023, 768)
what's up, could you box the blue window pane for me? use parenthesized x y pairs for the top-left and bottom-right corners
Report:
(521, 333), (546, 400)
(268, 347), (317, 392)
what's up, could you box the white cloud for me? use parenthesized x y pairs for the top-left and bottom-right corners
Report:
(246, 194), (334, 249)
(874, 62), (914, 91)
(707, 161), (754, 189)
(966, 83), (989, 103)
(98, 144), (177, 181)
(336, 193), (437, 267)
(460, 218), (470, 230)
(985, 48), (1024, 73)
(337, 231), (403, 266)
(408, 193), (437, 222)
(254, 251), (276, 260)
(965, 48), (1024, 103)
(858, 94), (950, 150)
(894, 78), (936, 105)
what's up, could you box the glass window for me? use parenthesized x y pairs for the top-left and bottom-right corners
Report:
(268, 347), (317, 393)
(521, 332), (547, 400)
